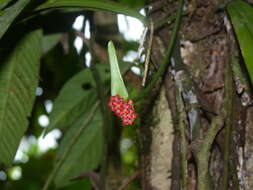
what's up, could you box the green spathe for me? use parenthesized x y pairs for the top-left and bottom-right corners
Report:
(108, 41), (129, 99)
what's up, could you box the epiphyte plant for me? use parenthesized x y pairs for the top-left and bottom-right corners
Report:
(107, 41), (137, 126)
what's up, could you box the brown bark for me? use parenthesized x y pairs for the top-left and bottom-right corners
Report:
(140, 0), (253, 189)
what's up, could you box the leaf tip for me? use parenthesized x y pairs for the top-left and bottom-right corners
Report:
(108, 40), (114, 49)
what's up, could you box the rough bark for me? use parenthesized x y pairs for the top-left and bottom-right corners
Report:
(141, 0), (253, 189)
(150, 87), (174, 190)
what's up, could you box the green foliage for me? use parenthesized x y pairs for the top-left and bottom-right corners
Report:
(227, 0), (253, 83)
(0, 0), (144, 188)
(44, 59), (132, 187)
(0, 0), (30, 39)
(119, 0), (147, 8)
(108, 41), (128, 99)
(0, 0), (13, 10)
(45, 58), (132, 134)
(59, 180), (92, 190)
(44, 64), (110, 135)
(0, 30), (42, 166)
(54, 110), (103, 187)
(42, 33), (61, 55)
(36, 0), (146, 24)
(7, 151), (55, 189)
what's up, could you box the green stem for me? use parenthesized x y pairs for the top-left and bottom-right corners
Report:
(220, 58), (235, 189)
(134, 0), (184, 101)
(42, 102), (99, 190)
(196, 60), (233, 190)
(154, 11), (187, 30)
(89, 31), (110, 189)
(175, 87), (188, 190)
(90, 64), (110, 190)
(196, 116), (223, 190)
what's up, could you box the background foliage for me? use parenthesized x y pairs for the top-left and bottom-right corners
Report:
(0, 0), (146, 189)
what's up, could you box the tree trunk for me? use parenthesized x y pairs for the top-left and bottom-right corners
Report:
(140, 0), (253, 189)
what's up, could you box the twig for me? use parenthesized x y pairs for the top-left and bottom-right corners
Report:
(117, 170), (141, 190)
(142, 20), (154, 87)
(42, 101), (99, 190)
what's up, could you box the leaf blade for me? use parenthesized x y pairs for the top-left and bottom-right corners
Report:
(44, 64), (108, 135)
(0, 30), (42, 166)
(54, 109), (103, 187)
(42, 33), (61, 55)
(0, 0), (30, 39)
(36, 0), (146, 24)
(227, 0), (253, 83)
(0, 0), (12, 10)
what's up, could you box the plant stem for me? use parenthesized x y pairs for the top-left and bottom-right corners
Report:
(175, 86), (188, 190)
(195, 116), (223, 190)
(154, 11), (187, 30)
(220, 57), (235, 189)
(136, 0), (184, 101)
(195, 59), (234, 190)
(142, 20), (154, 87)
(90, 63), (110, 190)
(42, 102), (99, 190)
(89, 26), (110, 189)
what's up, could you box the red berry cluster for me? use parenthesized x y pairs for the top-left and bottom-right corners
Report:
(108, 94), (137, 126)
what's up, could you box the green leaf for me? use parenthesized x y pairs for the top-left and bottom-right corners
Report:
(108, 41), (128, 99)
(54, 110), (103, 187)
(0, 30), (42, 166)
(0, 0), (30, 39)
(227, 0), (253, 83)
(42, 33), (61, 55)
(44, 66), (104, 135)
(36, 0), (146, 24)
(0, 0), (12, 10)
(119, 0), (147, 8)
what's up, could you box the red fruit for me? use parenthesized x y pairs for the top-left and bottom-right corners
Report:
(108, 94), (137, 126)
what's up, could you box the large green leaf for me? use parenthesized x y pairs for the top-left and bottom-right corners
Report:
(0, 0), (30, 39)
(108, 41), (128, 99)
(227, 0), (253, 83)
(54, 110), (103, 187)
(0, 30), (42, 166)
(36, 0), (146, 24)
